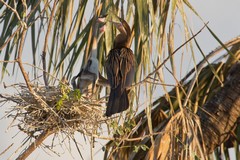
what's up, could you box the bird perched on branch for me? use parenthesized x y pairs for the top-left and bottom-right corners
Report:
(71, 16), (106, 94)
(98, 15), (135, 117)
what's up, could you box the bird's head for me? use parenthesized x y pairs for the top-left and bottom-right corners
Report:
(97, 14), (131, 48)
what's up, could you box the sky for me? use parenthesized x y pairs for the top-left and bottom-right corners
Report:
(0, 0), (240, 160)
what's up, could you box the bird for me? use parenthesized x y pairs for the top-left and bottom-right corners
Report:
(71, 57), (98, 94)
(71, 16), (102, 94)
(98, 15), (135, 117)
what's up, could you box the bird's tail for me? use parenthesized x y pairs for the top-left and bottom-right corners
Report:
(106, 86), (129, 117)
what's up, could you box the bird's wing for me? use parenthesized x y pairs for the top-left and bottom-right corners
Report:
(119, 48), (135, 89)
(106, 48), (135, 91)
(106, 49), (121, 89)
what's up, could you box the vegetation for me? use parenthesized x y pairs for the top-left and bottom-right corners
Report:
(0, 0), (239, 160)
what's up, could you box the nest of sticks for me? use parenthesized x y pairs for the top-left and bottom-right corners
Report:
(3, 84), (108, 137)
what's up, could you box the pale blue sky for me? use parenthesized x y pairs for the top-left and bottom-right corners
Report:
(0, 0), (240, 159)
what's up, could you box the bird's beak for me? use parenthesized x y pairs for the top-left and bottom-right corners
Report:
(97, 14), (108, 23)
(97, 14), (124, 33)
(97, 14), (108, 33)
(98, 14), (122, 26)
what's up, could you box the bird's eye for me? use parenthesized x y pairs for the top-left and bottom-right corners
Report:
(87, 60), (92, 66)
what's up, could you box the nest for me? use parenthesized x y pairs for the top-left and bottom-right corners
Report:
(4, 84), (108, 137)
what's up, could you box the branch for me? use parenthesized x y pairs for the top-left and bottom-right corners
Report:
(0, 1), (51, 51)
(16, 130), (54, 160)
(10, 5), (65, 159)
(0, 59), (62, 83)
(42, 0), (58, 87)
(0, 0), (22, 23)
(0, 27), (21, 51)
(17, 28), (34, 93)
(0, 0), (26, 52)
(0, 0), (51, 109)
(0, 143), (13, 156)
(26, 0), (42, 19)
(180, 35), (240, 84)
(134, 22), (209, 86)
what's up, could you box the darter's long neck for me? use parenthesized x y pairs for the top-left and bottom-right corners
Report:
(91, 21), (98, 58)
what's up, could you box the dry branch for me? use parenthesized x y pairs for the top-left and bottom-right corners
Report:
(135, 23), (208, 87)
(16, 130), (54, 160)
(42, 0), (58, 87)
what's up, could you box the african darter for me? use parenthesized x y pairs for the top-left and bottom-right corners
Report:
(98, 15), (135, 117)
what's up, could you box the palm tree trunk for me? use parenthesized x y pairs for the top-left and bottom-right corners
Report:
(197, 62), (240, 154)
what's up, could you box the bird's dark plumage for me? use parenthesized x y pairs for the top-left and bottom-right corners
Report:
(104, 16), (135, 117)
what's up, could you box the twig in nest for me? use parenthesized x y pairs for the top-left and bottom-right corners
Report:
(0, 143), (13, 156)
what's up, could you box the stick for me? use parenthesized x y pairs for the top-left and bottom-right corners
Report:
(16, 130), (54, 160)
